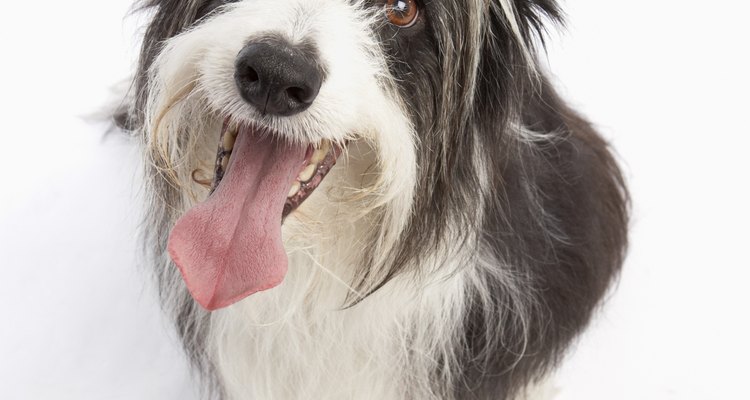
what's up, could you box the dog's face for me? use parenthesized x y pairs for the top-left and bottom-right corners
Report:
(135, 0), (561, 309)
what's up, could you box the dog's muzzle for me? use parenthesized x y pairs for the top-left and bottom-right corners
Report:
(167, 34), (342, 311)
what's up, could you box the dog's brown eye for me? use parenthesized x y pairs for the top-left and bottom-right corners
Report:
(385, 0), (419, 28)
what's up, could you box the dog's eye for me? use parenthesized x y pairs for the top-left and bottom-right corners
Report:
(384, 0), (420, 28)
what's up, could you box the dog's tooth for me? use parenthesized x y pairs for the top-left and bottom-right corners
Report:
(223, 130), (236, 151)
(288, 182), (301, 198)
(311, 141), (330, 163)
(298, 163), (318, 182)
(310, 149), (325, 163)
(221, 154), (230, 171)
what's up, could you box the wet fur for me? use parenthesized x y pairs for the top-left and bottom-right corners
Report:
(120, 0), (628, 399)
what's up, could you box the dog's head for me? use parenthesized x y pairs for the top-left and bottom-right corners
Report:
(130, 0), (562, 310)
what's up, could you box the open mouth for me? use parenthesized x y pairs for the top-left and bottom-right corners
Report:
(211, 118), (342, 219)
(167, 117), (343, 311)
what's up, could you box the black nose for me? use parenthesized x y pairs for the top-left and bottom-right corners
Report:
(234, 40), (323, 116)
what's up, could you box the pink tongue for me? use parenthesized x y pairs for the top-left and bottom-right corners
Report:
(168, 128), (306, 310)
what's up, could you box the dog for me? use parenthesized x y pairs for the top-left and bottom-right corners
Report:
(119, 0), (628, 399)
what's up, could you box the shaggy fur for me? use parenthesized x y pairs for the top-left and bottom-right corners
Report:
(119, 0), (628, 399)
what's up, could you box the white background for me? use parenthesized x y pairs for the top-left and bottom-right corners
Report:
(1, 1), (748, 399)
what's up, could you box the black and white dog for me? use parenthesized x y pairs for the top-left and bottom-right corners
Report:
(121, 0), (628, 398)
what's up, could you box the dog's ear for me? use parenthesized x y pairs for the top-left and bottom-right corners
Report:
(471, 1), (564, 120)
(485, 0), (564, 66)
(514, 0), (564, 46)
(138, 0), (202, 64)
(125, 0), (202, 129)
